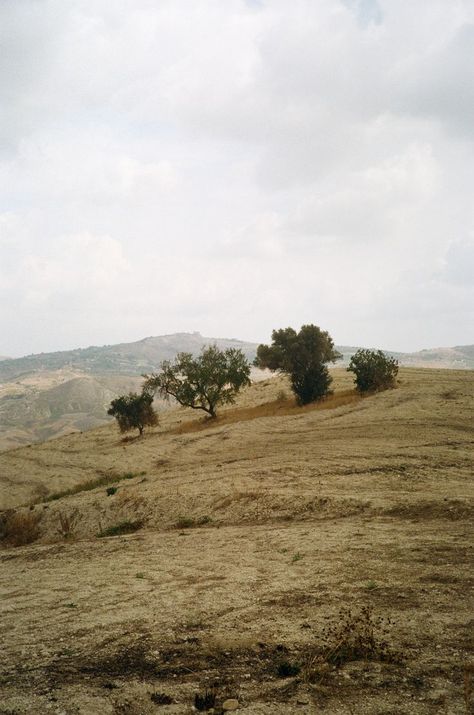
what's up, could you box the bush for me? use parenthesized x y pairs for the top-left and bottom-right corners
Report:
(108, 391), (158, 436)
(1, 510), (42, 547)
(144, 345), (251, 418)
(348, 349), (399, 393)
(97, 520), (144, 538)
(254, 325), (341, 405)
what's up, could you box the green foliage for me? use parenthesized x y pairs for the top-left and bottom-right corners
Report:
(107, 391), (158, 436)
(97, 520), (144, 538)
(348, 349), (399, 393)
(254, 325), (341, 405)
(143, 345), (251, 418)
(40, 471), (141, 503)
(277, 660), (301, 678)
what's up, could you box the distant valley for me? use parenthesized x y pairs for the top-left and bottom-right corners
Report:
(0, 332), (472, 451)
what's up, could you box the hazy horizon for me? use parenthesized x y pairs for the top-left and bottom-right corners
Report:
(1, 1), (473, 357)
(2, 329), (473, 362)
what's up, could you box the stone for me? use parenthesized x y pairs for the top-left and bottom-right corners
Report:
(222, 699), (240, 711)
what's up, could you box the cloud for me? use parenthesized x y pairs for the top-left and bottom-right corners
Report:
(0, 0), (473, 355)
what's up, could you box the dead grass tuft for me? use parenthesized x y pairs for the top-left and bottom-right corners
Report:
(1, 509), (42, 547)
(302, 606), (397, 682)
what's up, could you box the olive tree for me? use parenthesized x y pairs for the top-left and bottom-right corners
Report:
(107, 391), (158, 436)
(143, 345), (251, 418)
(254, 324), (341, 405)
(347, 349), (399, 393)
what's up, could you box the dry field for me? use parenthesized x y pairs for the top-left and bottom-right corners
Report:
(0, 367), (473, 714)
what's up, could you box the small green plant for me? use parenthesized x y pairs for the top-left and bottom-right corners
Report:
(364, 580), (378, 590)
(106, 487), (117, 496)
(150, 693), (173, 705)
(277, 660), (301, 678)
(291, 552), (303, 563)
(40, 471), (140, 503)
(64, 602), (77, 609)
(175, 515), (212, 529)
(194, 689), (216, 711)
(97, 520), (144, 538)
(135, 572), (146, 579)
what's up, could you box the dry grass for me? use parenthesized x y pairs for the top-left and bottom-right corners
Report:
(171, 388), (361, 435)
(0, 368), (473, 713)
(0, 509), (42, 546)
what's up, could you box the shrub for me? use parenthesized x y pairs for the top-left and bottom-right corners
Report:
(302, 606), (396, 682)
(255, 325), (341, 405)
(107, 391), (158, 436)
(97, 519), (144, 538)
(1, 510), (42, 547)
(106, 486), (117, 496)
(348, 349), (399, 393)
(57, 510), (79, 539)
(144, 345), (251, 418)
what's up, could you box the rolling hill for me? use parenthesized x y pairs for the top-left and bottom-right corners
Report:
(0, 333), (472, 452)
(0, 367), (472, 713)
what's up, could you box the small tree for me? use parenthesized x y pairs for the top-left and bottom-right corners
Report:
(348, 349), (399, 393)
(254, 324), (341, 405)
(144, 345), (251, 419)
(107, 391), (158, 436)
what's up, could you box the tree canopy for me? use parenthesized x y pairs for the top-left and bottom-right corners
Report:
(143, 345), (251, 418)
(348, 349), (399, 393)
(107, 391), (158, 436)
(254, 324), (341, 404)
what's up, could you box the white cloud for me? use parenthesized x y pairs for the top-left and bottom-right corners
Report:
(0, 0), (473, 355)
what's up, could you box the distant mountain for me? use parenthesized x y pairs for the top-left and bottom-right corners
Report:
(0, 332), (259, 382)
(0, 333), (472, 452)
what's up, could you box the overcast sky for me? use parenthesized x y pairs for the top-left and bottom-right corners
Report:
(1, 0), (473, 357)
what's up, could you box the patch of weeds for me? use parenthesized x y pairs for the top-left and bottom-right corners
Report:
(150, 692), (173, 705)
(106, 487), (117, 496)
(277, 660), (301, 678)
(40, 471), (142, 503)
(135, 572), (146, 579)
(64, 602), (77, 609)
(291, 552), (303, 563)
(79, 643), (158, 678)
(0, 509), (42, 547)
(194, 689), (216, 711)
(174, 515), (212, 529)
(97, 519), (144, 538)
(364, 580), (379, 591)
(440, 390), (458, 400)
(57, 509), (79, 539)
(302, 606), (397, 682)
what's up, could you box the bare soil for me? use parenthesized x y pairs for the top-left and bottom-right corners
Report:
(0, 368), (473, 714)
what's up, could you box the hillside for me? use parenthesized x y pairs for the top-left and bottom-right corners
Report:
(0, 335), (473, 452)
(0, 333), (260, 381)
(1, 367), (473, 713)
(0, 333), (259, 451)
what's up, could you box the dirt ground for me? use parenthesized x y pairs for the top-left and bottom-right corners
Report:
(1, 368), (473, 714)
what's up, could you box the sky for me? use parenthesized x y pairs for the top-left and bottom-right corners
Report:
(1, 0), (473, 357)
